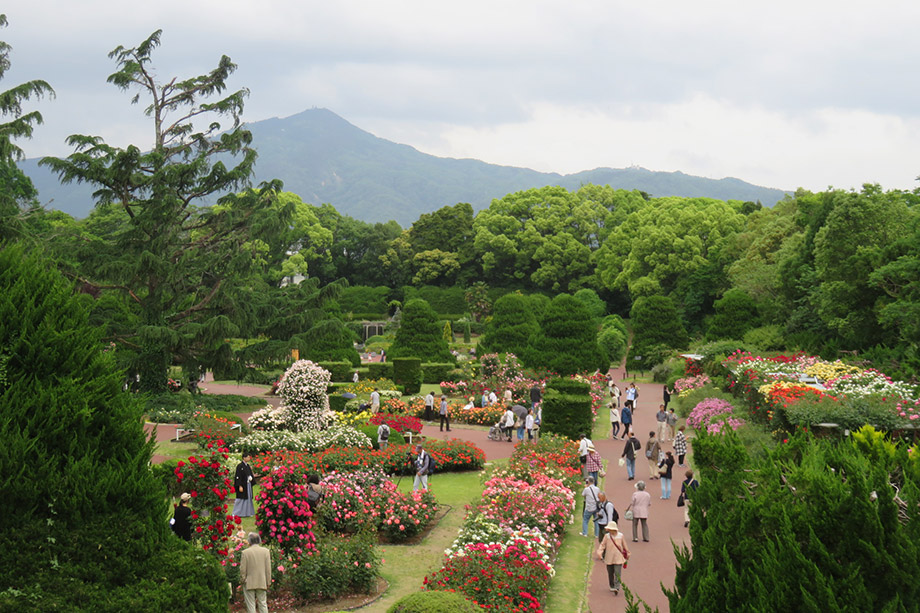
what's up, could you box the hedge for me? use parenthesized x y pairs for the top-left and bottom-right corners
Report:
(422, 363), (456, 384)
(368, 362), (394, 380)
(542, 378), (592, 440)
(388, 590), (483, 613)
(318, 361), (354, 383)
(393, 358), (423, 394)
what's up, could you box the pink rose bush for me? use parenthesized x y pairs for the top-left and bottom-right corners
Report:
(686, 398), (745, 434)
(255, 465), (318, 561)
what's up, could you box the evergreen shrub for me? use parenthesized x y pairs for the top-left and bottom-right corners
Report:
(318, 360), (353, 382)
(422, 362), (456, 384)
(542, 378), (592, 440)
(393, 357), (423, 394)
(388, 590), (483, 613)
(290, 530), (379, 601)
(368, 362), (394, 380)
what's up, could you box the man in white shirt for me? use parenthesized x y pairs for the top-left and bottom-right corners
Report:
(488, 389), (499, 405)
(501, 407), (515, 442)
(370, 388), (380, 414)
(578, 433), (593, 476)
(424, 391), (435, 421)
(413, 443), (431, 490)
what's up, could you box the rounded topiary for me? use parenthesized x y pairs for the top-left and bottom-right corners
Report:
(276, 360), (332, 431)
(387, 590), (482, 613)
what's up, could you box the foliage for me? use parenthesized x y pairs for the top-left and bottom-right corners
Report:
(706, 288), (760, 340)
(526, 293), (606, 375)
(40, 30), (294, 392)
(387, 590), (483, 613)
(389, 298), (455, 363)
(289, 530), (379, 601)
(542, 378), (592, 441)
(479, 292), (539, 357)
(0, 245), (226, 609)
(393, 357), (423, 394)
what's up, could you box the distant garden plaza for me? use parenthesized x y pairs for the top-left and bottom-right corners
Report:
(4, 19), (920, 613)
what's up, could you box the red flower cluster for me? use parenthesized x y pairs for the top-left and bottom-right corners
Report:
(255, 465), (317, 561)
(173, 440), (241, 560)
(369, 413), (423, 435)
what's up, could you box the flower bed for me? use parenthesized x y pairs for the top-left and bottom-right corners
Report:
(369, 413), (423, 435)
(422, 434), (577, 612)
(231, 424), (372, 454)
(686, 398), (745, 434)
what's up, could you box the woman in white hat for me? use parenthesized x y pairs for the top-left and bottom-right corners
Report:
(596, 521), (630, 595)
(171, 492), (193, 541)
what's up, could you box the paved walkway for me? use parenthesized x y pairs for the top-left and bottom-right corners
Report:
(587, 366), (688, 612)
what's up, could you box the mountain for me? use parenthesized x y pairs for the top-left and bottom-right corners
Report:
(19, 108), (789, 226)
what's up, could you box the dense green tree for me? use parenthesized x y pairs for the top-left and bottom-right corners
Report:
(388, 298), (455, 362)
(706, 288), (760, 340)
(0, 245), (226, 610)
(573, 287), (607, 320)
(870, 217), (920, 356)
(627, 295), (688, 370)
(669, 428), (920, 612)
(479, 292), (539, 357)
(464, 281), (492, 321)
(41, 30), (292, 391)
(597, 316), (628, 367)
(311, 204), (404, 286)
(0, 15), (54, 242)
(526, 293), (606, 375)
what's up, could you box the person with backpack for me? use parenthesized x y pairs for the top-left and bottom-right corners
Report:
(679, 469), (700, 527)
(412, 443), (432, 491)
(306, 473), (324, 511)
(594, 492), (619, 543)
(581, 476), (602, 538)
(377, 422), (391, 450)
(621, 430), (640, 480)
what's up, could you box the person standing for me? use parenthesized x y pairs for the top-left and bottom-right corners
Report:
(611, 383), (621, 409)
(621, 430), (640, 480)
(412, 443), (432, 491)
(620, 401), (633, 435)
(578, 434), (594, 476)
(666, 408), (678, 442)
(610, 404), (621, 440)
(377, 422), (391, 450)
(525, 408), (535, 441)
(424, 391), (435, 421)
(596, 522), (630, 595)
(656, 405), (669, 443)
(581, 477), (602, 538)
(233, 453), (255, 518)
(674, 425), (689, 466)
(501, 406), (515, 441)
(439, 394), (451, 432)
(625, 383), (638, 410)
(626, 481), (652, 542)
(645, 431), (661, 480)
(488, 389), (498, 405)
(171, 492), (193, 541)
(370, 388), (381, 414)
(658, 451), (675, 499)
(680, 469), (699, 527)
(595, 493), (618, 543)
(482, 389), (491, 408)
(529, 383), (542, 410)
(663, 385), (673, 410)
(352, 371), (359, 384)
(503, 388), (513, 404)
(240, 532), (271, 613)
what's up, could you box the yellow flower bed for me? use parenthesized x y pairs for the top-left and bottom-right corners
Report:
(804, 361), (862, 382)
(758, 380), (801, 396)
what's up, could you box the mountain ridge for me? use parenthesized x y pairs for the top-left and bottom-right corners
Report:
(19, 108), (789, 226)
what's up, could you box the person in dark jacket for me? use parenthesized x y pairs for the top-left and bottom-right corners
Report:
(233, 453), (256, 517)
(171, 492), (193, 541)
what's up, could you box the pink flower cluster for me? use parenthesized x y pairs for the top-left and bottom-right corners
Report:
(674, 373), (712, 395)
(686, 398), (745, 434)
(255, 465), (317, 560)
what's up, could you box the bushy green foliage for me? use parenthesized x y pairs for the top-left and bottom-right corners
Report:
(404, 285), (468, 314)
(742, 324), (786, 351)
(526, 293), (606, 375)
(0, 246), (226, 610)
(631, 294), (689, 349)
(389, 299), (455, 363)
(388, 590), (483, 613)
(668, 428), (920, 612)
(368, 362), (394, 380)
(542, 378), (592, 440)
(393, 357), (423, 394)
(422, 362), (456, 384)
(354, 424), (406, 449)
(337, 285), (391, 315)
(479, 292), (539, 356)
(290, 530), (379, 601)
(706, 288), (760, 340)
(317, 360), (354, 382)
(573, 287), (606, 320)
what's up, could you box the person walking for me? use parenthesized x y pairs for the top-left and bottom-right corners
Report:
(412, 443), (432, 491)
(424, 391), (435, 421)
(439, 394), (451, 432)
(240, 532), (272, 613)
(620, 401), (633, 435)
(626, 383), (639, 410)
(620, 430), (640, 480)
(645, 431), (661, 480)
(596, 522), (630, 595)
(581, 476), (602, 538)
(611, 383), (621, 409)
(610, 404), (621, 440)
(674, 425), (689, 466)
(626, 481), (652, 542)
(578, 434), (594, 477)
(585, 443), (604, 486)
(655, 405), (669, 443)
(370, 388), (381, 414)
(679, 469), (699, 527)
(663, 385), (673, 410)
(658, 451), (675, 499)
(525, 408), (535, 441)
(233, 453), (256, 518)
(595, 493), (618, 543)
(529, 383), (542, 410)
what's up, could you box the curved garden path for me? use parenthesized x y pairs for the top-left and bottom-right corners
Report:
(146, 370), (687, 612)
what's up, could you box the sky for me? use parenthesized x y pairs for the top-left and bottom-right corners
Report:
(4, 0), (920, 193)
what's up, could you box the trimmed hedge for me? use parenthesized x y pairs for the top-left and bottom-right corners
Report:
(422, 363), (456, 384)
(368, 362), (394, 380)
(318, 361), (353, 383)
(542, 378), (592, 440)
(393, 358), (423, 395)
(388, 590), (483, 613)
(328, 395), (348, 412)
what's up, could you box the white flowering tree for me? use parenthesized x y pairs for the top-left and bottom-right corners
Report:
(276, 360), (331, 432)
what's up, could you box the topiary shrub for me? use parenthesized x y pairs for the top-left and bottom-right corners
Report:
(389, 299), (455, 363)
(276, 360), (332, 431)
(526, 294), (606, 375)
(387, 590), (483, 613)
(368, 362), (394, 380)
(317, 361), (353, 383)
(422, 362), (456, 384)
(393, 357), (423, 395)
(541, 377), (592, 440)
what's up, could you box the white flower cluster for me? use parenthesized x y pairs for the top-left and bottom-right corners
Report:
(276, 360), (332, 432)
(826, 371), (919, 402)
(379, 390), (402, 401)
(445, 515), (554, 569)
(230, 424), (372, 454)
(248, 404), (290, 431)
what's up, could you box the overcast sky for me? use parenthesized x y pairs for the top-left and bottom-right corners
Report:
(4, 0), (920, 192)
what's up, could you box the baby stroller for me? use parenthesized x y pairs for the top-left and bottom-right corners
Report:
(488, 422), (504, 441)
